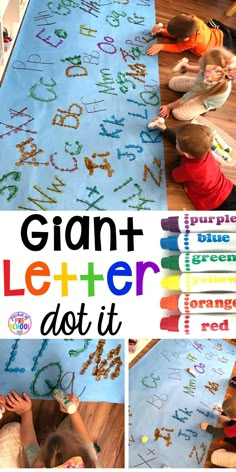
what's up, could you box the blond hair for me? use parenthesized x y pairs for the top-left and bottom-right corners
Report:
(222, 397), (236, 418)
(186, 47), (234, 105)
(19, 430), (95, 468)
(40, 430), (94, 468)
(176, 123), (213, 158)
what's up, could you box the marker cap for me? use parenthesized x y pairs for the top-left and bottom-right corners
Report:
(161, 256), (180, 270)
(161, 218), (169, 231)
(67, 404), (77, 414)
(160, 236), (179, 251)
(161, 217), (179, 232)
(161, 275), (180, 290)
(160, 295), (180, 310)
(160, 315), (180, 331)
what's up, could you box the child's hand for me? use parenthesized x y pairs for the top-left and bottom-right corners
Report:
(212, 404), (223, 413)
(151, 24), (164, 35)
(159, 105), (170, 118)
(5, 391), (32, 416)
(147, 44), (164, 56)
(200, 422), (209, 430)
(58, 394), (80, 414)
(149, 118), (167, 131)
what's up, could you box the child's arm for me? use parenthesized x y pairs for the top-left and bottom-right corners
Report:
(147, 40), (192, 56)
(148, 120), (177, 145)
(171, 165), (191, 183)
(150, 123), (190, 181)
(200, 422), (226, 437)
(158, 98), (184, 118)
(69, 410), (93, 443)
(63, 395), (101, 467)
(57, 394), (92, 443)
(184, 64), (200, 73)
(151, 24), (174, 38)
(5, 391), (38, 446)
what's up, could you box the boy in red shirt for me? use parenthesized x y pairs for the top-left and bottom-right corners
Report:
(153, 121), (236, 210)
(147, 14), (236, 56)
(201, 397), (236, 447)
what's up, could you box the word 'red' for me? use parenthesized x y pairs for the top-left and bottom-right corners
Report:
(201, 320), (229, 332)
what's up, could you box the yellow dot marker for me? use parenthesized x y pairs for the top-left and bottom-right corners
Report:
(141, 435), (148, 443)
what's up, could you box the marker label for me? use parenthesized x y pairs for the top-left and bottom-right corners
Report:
(161, 293), (236, 314)
(161, 214), (236, 233)
(160, 314), (234, 336)
(161, 233), (236, 252)
(161, 253), (236, 272)
(161, 273), (236, 292)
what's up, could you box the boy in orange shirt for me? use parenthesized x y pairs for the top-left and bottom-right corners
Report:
(147, 14), (236, 56)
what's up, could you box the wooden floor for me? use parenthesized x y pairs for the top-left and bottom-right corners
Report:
(1, 400), (124, 468)
(155, 0), (236, 209)
(130, 339), (236, 468)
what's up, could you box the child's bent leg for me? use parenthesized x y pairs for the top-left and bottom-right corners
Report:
(56, 416), (101, 467)
(208, 19), (236, 51)
(56, 415), (71, 431)
(208, 19), (236, 40)
(168, 75), (196, 93)
(211, 448), (236, 468)
(172, 103), (207, 121)
(0, 422), (22, 467)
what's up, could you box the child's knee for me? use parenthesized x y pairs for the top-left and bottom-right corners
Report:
(0, 422), (21, 436)
(168, 76), (178, 90)
(168, 75), (187, 91)
(172, 107), (187, 121)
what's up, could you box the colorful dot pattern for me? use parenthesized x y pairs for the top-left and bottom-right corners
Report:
(183, 213), (190, 233)
(160, 215), (236, 336)
(183, 233), (190, 251)
(184, 253), (191, 272)
(184, 315), (190, 335)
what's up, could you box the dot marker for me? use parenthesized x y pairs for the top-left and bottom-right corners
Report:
(141, 435), (148, 443)
(148, 117), (165, 128)
(186, 367), (198, 377)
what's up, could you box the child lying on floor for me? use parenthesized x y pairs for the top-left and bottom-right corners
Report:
(147, 14), (236, 56)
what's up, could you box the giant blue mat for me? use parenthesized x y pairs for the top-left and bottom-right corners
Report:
(0, 339), (124, 402)
(0, 0), (166, 211)
(129, 339), (236, 468)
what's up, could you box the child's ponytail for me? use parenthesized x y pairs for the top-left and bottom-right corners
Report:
(36, 430), (95, 468)
(185, 47), (235, 104)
